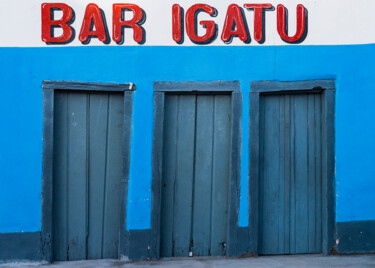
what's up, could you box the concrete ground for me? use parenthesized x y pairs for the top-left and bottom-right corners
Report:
(1, 255), (375, 268)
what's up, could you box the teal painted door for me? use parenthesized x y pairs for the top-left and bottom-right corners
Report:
(53, 91), (124, 261)
(160, 94), (231, 257)
(259, 93), (323, 255)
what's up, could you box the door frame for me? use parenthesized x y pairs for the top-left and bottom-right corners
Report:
(150, 81), (242, 258)
(41, 81), (135, 262)
(249, 80), (336, 255)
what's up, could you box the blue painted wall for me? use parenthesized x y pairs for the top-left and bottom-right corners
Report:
(0, 45), (374, 233)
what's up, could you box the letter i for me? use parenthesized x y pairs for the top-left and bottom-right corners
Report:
(172, 4), (183, 43)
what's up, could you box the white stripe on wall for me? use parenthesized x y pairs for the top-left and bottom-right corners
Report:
(1, 0), (374, 47)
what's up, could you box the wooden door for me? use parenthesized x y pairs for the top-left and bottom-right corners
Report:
(52, 91), (123, 260)
(160, 94), (231, 257)
(259, 93), (323, 255)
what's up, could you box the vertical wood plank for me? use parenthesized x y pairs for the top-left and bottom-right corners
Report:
(289, 95), (296, 254)
(258, 96), (265, 253)
(53, 92), (69, 261)
(307, 94), (317, 253)
(294, 94), (309, 254)
(278, 95), (285, 254)
(315, 94), (323, 253)
(192, 96), (214, 256)
(67, 93), (88, 260)
(160, 95), (179, 257)
(151, 92), (165, 259)
(102, 93), (123, 259)
(87, 94), (109, 259)
(321, 90), (328, 254)
(283, 95), (291, 254)
(173, 95), (196, 257)
(210, 95), (231, 256)
(261, 95), (280, 254)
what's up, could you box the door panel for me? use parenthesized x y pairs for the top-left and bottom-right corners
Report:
(210, 96), (231, 256)
(66, 93), (88, 261)
(160, 94), (231, 257)
(259, 93), (322, 255)
(193, 96), (214, 257)
(87, 94), (109, 259)
(53, 91), (123, 261)
(101, 94), (124, 258)
(53, 93), (69, 261)
(160, 96), (178, 257)
(173, 95), (196, 257)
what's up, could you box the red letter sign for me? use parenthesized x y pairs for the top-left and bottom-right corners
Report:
(221, 4), (248, 43)
(172, 4), (183, 43)
(186, 4), (216, 44)
(41, 3), (74, 43)
(113, 4), (145, 44)
(243, 4), (273, 43)
(277, 4), (306, 43)
(79, 4), (107, 43)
